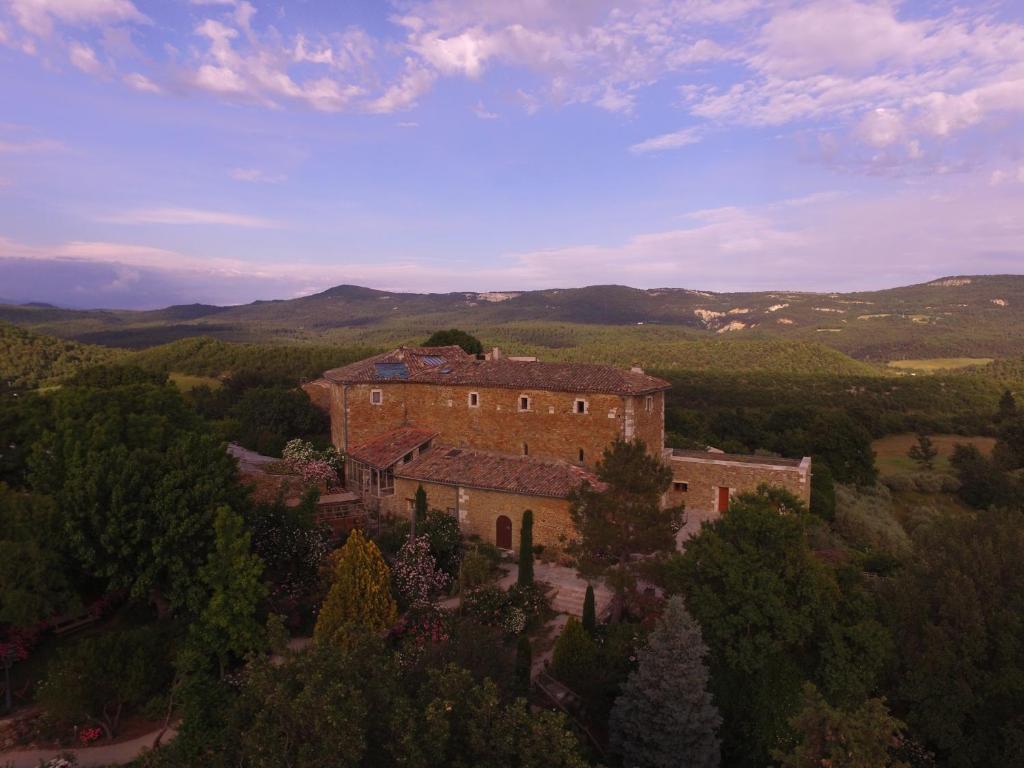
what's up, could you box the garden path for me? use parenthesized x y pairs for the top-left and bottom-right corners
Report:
(0, 725), (177, 768)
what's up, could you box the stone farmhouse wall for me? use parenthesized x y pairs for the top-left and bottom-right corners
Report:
(391, 476), (573, 553)
(331, 381), (664, 469)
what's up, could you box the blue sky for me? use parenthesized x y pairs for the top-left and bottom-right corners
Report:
(0, 0), (1023, 308)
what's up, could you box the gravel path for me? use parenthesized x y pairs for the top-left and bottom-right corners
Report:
(0, 726), (177, 768)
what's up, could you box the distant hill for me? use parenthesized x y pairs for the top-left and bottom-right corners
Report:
(0, 322), (128, 390)
(3, 275), (1024, 362)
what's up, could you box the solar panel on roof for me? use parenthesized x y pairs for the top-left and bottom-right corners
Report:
(421, 355), (445, 366)
(374, 362), (409, 379)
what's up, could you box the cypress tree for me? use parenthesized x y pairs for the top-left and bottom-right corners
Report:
(517, 509), (534, 587)
(515, 635), (533, 696)
(314, 529), (397, 647)
(582, 585), (596, 635)
(609, 596), (721, 768)
(552, 617), (598, 694)
(413, 484), (428, 538)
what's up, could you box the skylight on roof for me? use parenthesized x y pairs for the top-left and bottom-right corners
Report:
(421, 355), (445, 366)
(374, 362), (409, 379)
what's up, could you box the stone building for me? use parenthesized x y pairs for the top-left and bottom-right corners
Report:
(322, 345), (811, 550)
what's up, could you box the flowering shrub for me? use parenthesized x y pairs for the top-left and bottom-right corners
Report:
(507, 582), (551, 625)
(282, 439), (343, 488)
(501, 607), (527, 635)
(392, 536), (450, 609)
(42, 756), (78, 768)
(462, 586), (528, 635)
(79, 726), (103, 745)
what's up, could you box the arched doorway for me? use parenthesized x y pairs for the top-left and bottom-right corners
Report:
(496, 515), (513, 549)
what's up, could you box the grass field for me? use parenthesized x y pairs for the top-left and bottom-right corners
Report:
(872, 433), (996, 475)
(169, 372), (222, 391)
(887, 357), (994, 372)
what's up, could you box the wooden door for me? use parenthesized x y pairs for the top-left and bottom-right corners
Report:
(496, 515), (513, 549)
(716, 486), (730, 513)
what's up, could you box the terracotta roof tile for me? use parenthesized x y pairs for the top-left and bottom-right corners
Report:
(395, 445), (603, 498)
(347, 427), (438, 470)
(325, 346), (670, 395)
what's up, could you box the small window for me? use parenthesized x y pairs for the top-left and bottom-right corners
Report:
(574, 399), (588, 414)
(519, 395), (531, 412)
(578, 448), (585, 463)
(673, 481), (689, 492)
(406, 498), (415, 512)
(370, 389), (383, 405)
(468, 392), (479, 407)
(645, 395), (654, 413)
(403, 451), (414, 464)
(523, 442), (529, 456)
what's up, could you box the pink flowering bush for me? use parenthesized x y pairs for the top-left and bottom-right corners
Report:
(282, 439), (343, 488)
(392, 536), (450, 610)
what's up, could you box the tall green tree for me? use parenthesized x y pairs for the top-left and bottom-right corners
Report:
(997, 389), (1017, 422)
(29, 381), (245, 614)
(569, 438), (682, 618)
(518, 509), (534, 587)
(581, 585), (596, 635)
(552, 616), (599, 695)
(609, 596), (721, 768)
(192, 506), (267, 677)
(670, 487), (887, 767)
(423, 329), (484, 355)
(907, 434), (938, 471)
(776, 683), (907, 768)
(514, 635), (532, 697)
(888, 508), (1024, 767)
(314, 529), (397, 646)
(0, 485), (79, 628)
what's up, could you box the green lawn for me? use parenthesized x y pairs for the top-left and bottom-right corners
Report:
(168, 372), (222, 391)
(886, 357), (994, 372)
(872, 433), (996, 475)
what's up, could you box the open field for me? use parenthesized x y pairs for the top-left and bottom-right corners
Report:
(887, 357), (994, 372)
(872, 433), (997, 475)
(168, 372), (222, 391)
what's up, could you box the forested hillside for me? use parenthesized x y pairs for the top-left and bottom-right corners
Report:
(0, 322), (127, 390)
(4, 275), (1024, 361)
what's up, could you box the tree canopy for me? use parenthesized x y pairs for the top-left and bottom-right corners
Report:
(423, 329), (484, 355)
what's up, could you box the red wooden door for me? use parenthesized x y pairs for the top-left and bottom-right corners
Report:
(496, 515), (513, 549)
(716, 487), (730, 513)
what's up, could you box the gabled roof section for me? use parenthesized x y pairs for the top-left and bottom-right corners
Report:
(325, 346), (670, 395)
(395, 445), (604, 499)
(324, 346), (472, 384)
(347, 426), (438, 470)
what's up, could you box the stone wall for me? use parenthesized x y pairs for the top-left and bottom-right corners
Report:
(332, 380), (666, 469)
(667, 453), (811, 540)
(392, 476), (574, 552)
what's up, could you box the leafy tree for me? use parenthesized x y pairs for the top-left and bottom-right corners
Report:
(997, 389), (1017, 421)
(807, 412), (877, 486)
(776, 683), (907, 768)
(515, 634), (532, 697)
(518, 509), (534, 587)
(810, 461), (836, 521)
(949, 443), (1015, 509)
(569, 438), (682, 619)
(414, 483), (428, 525)
(552, 616), (599, 695)
(230, 386), (328, 456)
(38, 627), (171, 739)
(994, 413), (1024, 470)
(191, 506), (267, 677)
(29, 381), (246, 614)
(670, 487), (884, 767)
(423, 328), (484, 355)
(0, 392), (51, 487)
(422, 509), (463, 576)
(315, 529), (397, 646)
(907, 434), (938, 471)
(0, 485), (79, 627)
(887, 508), (1024, 767)
(609, 596), (721, 768)
(582, 584), (596, 635)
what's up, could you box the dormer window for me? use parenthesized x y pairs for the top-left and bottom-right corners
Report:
(518, 395), (531, 412)
(468, 392), (480, 408)
(370, 389), (383, 405)
(574, 399), (588, 414)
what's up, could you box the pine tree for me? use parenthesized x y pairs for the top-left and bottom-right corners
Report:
(314, 529), (397, 647)
(517, 509), (534, 587)
(609, 596), (721, 768)
(552, 616), (599, 694)
(515, 635), (533, 696)
(581, 585), (596, 635)
(192, 506), (267, 677)
(907, 434), (938, 471)
(997, 389), (1017, 422)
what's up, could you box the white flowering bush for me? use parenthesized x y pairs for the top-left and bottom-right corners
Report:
(392, 536), (450, 609)
(282, 439), (343, 487)
(501, 606), (527, 635)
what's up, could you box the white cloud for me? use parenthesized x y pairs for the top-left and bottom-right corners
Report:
(366, 61), (435, 113)
(8, 0), (147, 36)
(629, 127), (701, 154)
(230, 167), (286, 184)
(123, 72), (160, 93)
(68, 41), (102, 73)
(101, 207), (279, 228)
(472, 100), (498, 119)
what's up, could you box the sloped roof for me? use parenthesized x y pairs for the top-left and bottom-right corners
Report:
(347, 426), (438, 470)
(325, 346), (670, 396)
(395, 445), (604, 498)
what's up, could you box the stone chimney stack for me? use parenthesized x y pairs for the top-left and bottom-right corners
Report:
(630, 363), (644, 374)
(490, 347), (502, 360)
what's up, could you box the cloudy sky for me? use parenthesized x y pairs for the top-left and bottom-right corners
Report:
(1, 0), (1022, 308)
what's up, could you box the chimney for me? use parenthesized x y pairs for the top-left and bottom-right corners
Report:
(630, 363), (644, 374)
(490, 347), (502, 360)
